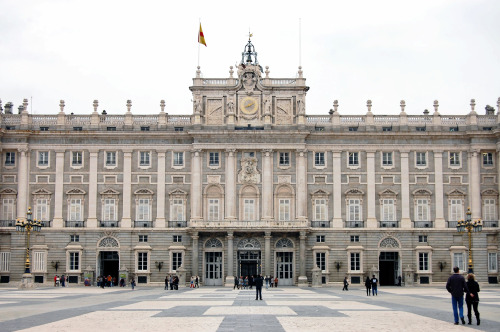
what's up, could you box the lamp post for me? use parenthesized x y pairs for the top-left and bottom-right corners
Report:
(16, 207), (43, 287)
(456, 207), (482, 273)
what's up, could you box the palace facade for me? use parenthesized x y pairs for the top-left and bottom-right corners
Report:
(0, 40), (499, 287)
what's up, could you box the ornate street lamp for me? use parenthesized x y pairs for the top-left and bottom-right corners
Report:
(456, 207), (482, 273)
(16, 207), (43, 275)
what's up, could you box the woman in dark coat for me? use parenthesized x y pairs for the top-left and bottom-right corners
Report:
(364, 276), (371, 296)
(466, 273), (480, 325)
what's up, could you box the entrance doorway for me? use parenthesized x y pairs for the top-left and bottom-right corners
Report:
(238, 250), (261, 278)
(99, 251), (119, 285)
(205, 252), (223, 286)
(379, 252), (399, 286)
(276, 252), (293, 285)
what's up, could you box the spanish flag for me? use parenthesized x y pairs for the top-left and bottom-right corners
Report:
(198, 23), (207, 47)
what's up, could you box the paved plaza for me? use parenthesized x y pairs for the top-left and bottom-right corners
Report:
(0, 284), (499, 332)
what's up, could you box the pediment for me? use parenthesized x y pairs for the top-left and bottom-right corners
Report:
(66, 188), (86, 195)
(345, 188), (364, 196)
(447, 189), (466, 197)
(311, 189), (330, 197)
(134, 188), (154, 195)
(379, 188), (398, 197)
(100, 188), (120, 195)
(0, 188), (17, 195)
(412, 189), (432, 196)
(169, 188), (188, 196)
(32, 188), (52, 195)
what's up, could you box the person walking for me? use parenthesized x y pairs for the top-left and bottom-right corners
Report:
(342, 277), (349, 291)
(265, 276), (269, 289)
(164, 275), (169, 290)
(130, 278), (136, 290)
(446, 266), (470, 325)
(61, 275), (65, 287)
(465, 273), (480, 325)
(365, 276), (372, 296)
(234, 276), (239, 290)
(274, 277), (278, 288)
(195, 276), (199, 288)
(190, 276), (195, 288)
(169, 275), (174, 290)
(371, 275), (378, 296)
(255, 274), (264, 300)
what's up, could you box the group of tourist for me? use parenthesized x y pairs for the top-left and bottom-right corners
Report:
(446, 266), (480, 325)
(233, 275), (278, 290)
(189, 276), (200, 288)
(363, 275), (378, 296)
(97, 275), (118, 288)
(53, 275), (66, 287)
(164, 275), (180, 290)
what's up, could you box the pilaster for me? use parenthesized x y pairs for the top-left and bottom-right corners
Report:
(295, 149), (307, 220)
(366, 151), (377, 228)
(225, 231), (234, 286)
(469, 150), (481, 220)
(264, 231), (271, 276)
(298, 231), (308, 286)
(52, 150), (65, 228)
(400, 151), (411, 228)
(87, 150), (99, 228)
(192, 232), (199, 278)
(434, 151), (445, 228)
(121, 150), (132, 228)
(225, 149), (237, 220)
(155, 150), (167, 228)
(262, 149), (273, 220)
(332, 151), (343, 227)
(190, 149), (203, 220)
(16, 147), (29, 221)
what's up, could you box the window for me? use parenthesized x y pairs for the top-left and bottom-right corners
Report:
(244, 199), (255, 221)
(483, 127), (493, 131)
(316, 252), (326, 271)
(0, 252), (10, 272)
(450, 199), (463, 221)
(350, 235), (360, 242)
(140, 126), (150, 131)
(416, 127), (426, 132)
(208, 199), (219, 221)
(173, 235), (182, 243)
(453, 252), (465, 271)
(5, 152), (15, 166)
(382, 127), (392, 132)
(348, 152), (359, 166)
(70, 235), (79, 242)
(137, 252), (148, 271)
(314, 152), (325, 166)
(174, 127), (184, 132)
(173, 152), (184, 166)
(72, 151), (83, 166)
(418, 235), (428, 243)
(172, 252), (182, 271)
(483, 199), (496, 221)
(488, 252), (498, 272)
(107, 127), (116, 131)
(382, 199), (395, 221)
(140, 151), (150, 166)
(244, 152), (255, 158)
(209, 152), (219, 167)
(483, 152), (493, 166)
(171, 199), (185, 221)
(137, 199), (150, 221)
(382, 152), (393, 166)
(103, 198), (116, 221)
(69, 252), (79, 271)
(316, 235), (325, 243)
(139, 235), (148, 242)
(279, 152), (290, 166)
(38, 151), (49, 166)
(69, 199), (82, 221)
(419, 252), (429, 271)
(416, 152), (426, 166)
(348, 127), (358, 132)
(1, 199), (15, 220)
(106, 152), (116, 166)
(32, 252), (46, 273)
(415, 199), (429, 221)
(35, 199), (49, 221)
(314, 199), (327, 221)
(40, 126), (49, 131)
(350, 252), (360, 271)
(348, 199), (361, 221)
(449, 152), (460, 167)
(315, 127), (324, 131)
(279, 199), (291, 221)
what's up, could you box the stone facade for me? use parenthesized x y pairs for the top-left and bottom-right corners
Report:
(0, 40), (499, 287)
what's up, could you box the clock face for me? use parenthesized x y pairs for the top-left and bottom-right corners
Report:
(240, 96), (259, 115)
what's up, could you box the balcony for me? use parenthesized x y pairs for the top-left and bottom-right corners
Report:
(188, 219), (309, 229)
(447, 221), (458, 228)
(380, 221), (399, 228)
(168, 220), (187, 228)
(134, 220), (153, 228)
(99, 221), (119, 228)
(311, 221), (330, 228)
(414, 221), (433, 228)
(483, 221), (498, 228)
(0, 220), (15, 227)
(346, 221), (364, 228)
(65, 220), (85, 228)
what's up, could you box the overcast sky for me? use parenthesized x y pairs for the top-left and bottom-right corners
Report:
(1, 0), (499, 116)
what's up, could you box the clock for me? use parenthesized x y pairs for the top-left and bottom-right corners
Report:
(240, 96), (259, 115)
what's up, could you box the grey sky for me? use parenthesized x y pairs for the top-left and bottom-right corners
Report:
(1, 0), (499, 116)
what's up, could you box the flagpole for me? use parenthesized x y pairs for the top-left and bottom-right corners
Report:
(198, 18), (201, 67)
(299, 18), (302, 67)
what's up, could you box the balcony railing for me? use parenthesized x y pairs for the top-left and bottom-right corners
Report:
(346, 221), (364, 228)
(311, 221), (330, 228)
(483, 220), (498, 227)
(65, 220), (85, 228)
(134, 220), (153, 228)
(447, 221), (458, 228)
(41, 221), (52, 227)
(168, 220), (187, 228)
(0, 220), (15, 227)
(99, 221), (119, 228)
(188, 220), (309, 228)
(380, 221), (399, 228)
(414, 221), (433, 228)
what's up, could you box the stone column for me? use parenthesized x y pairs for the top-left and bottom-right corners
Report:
(262, 149), (273, 220)
(156, 150), (167, 228)
(400, 151), (411, 228)
(469, 150), (481, 220)
(225, 231), (234, 286)
(16, 147), (29, 221)
(295, 149), (307, 220)
(434, 151), (445, 228)
(191, 150), (203, 219)
(87, 150), (98, 228)
(52, 150), (65, 228)
(264, 231), (271, 276)
(225, 149), (237, 220)
(121, 150), (132, 228)
(366, 151), (377, 228)
(332, 151), (343, 227)
(192, 232), (199, 278)
(298, 231), (308, 286)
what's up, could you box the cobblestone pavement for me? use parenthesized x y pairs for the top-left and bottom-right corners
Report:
(0, 285), (499, 332)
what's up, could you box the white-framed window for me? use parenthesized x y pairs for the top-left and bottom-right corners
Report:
(348, 152), (359, 167)
(105, 151), (117, 167)
(103, 198), (116, 221)
(418, 252), (429, 271)
(32, 251), (46, 273)
(316, 252), (326, 271)
(5, 152), (16, 166)
(139, 151), (150, 167)
(348, 199), (361, 221)
(450, 199), (463, 221)
(314, 152), (326, 167)
(208, 152), (219, 167)
(350, 252), (360, 271)
(0, 252), (10, 272)
(173, 152), (184, 167)
(416, 152), (427, 167)
(139, 235), (148, 242)
(382, 151), (393, 166)
(482, 198), (496, 221)
(69, 199), (82, 221)
(279, 152), (290, 167)
(244, 199), (255, 221)
(482, 152), (494, 166)
(488, 252), (498, 272)
(316, 235), (325, 243)
(208, 199), (219, 221)
(279, 199), (291, 221)
(38, 151), (49, 167)
(350, 235), (360, 242)
(172, 252), (182, 271)
(453, 252), (465, 271)
(136, 198), (150, 221)
(137, 252), (148, 271)
(381, 199), (395, 221)
(314, 199), (327, 221)
(1, 198), (16, 220)
(72, 151), (83, 167)
(171, 199), (185, 221)
(35, 198), (49, 221)
(449, 152), (461, 167)
(70, 235), (79, 242)
(69, 252), (80, 271)
(415, 199), (430, 221)
(173, 235), (182, 242)
(418, 235), (428, 243)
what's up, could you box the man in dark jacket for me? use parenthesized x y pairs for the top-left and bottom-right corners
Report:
(446, 266), (470, 325)
(255, 274), (264, 300)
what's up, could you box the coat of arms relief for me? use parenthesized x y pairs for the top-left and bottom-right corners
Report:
(238, 157), (260, 184)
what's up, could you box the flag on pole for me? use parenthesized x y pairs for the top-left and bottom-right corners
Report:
(198, 23), (207, 47)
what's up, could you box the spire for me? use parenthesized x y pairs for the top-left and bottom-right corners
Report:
(241, 33), (259, 66)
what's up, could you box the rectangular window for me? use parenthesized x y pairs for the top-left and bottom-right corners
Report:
(279, 152), (290, 166)
(174, 127), (184, 132)
(350, 252), (360, 271)
(73, 127), (82, 131)
(382, 127), (392, 132)
(33, 252), (45, 272)
(244, 199), (255, 221)
(279, 199), (291, 221)
(139, 235), (148, 242)
(2, 199), (15, 220)
(419, 252), (429, 271)
(382, 199), (395, 221)
(72, 151), (83, 166)
(316, 252), (326, 271)
(106, 152), (116, 166)
(315, 152), (325, 166)
(173, 152), (184, 166)
(382, 152), (393, 166)
(103, 198), (116, 221)
(418, 235), (428, 243)
(314, 199), (327, 221)
(449, 152), (460, 166)
(453, 253), (465, 271)
(450, 199), (463, 221)
(415, 199), (429, 221)
(140, 151), (150, 166)
(348, 152), (359, 166)
(348, 199), (361, 221)
(350, 235), (359, 242)
(137, 199), (150, 221)
(316, 235), (325, 243)
(208, 199), (219, 221)
(416, 152), (426, 166)
(69, 199), (82, 221)
(40, 126), (49, 131)
(482, 152), (493, 166)
(141, 126), (150, 131)
(209, 152), (219, 166)
(107, 127), (116, 131)
(5, 152), (16, 166)
(0, 252), (10, 272)
(483, 199), (496, 221)
(35, 199), (49, 221)
(488, 252), (498, 272)
(348, 127), (358, 132)
(70, 235), (79, 242)
(38, 151), (49, 166)
(173, 235), (182, 243)
(69, 252), (79, 271)
(172, 252), (182, 271)
(137, 252), (148, 271)
(244, 152), (255, 158)
(416, 127), (426, 132)
(171, 199), (184, 221)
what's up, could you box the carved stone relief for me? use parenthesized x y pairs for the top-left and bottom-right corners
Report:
(276, 99), (292, 125)
(238, 157), (260, 184)
(206, 99), (223, 125)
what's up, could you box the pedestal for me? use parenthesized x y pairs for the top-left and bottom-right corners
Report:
(176, 266), (187, 288)
(225, 275), (235, 287)
(298, 276), (308, 287)
(311, 266), (322, 287)
(19, 273), (36, 289)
